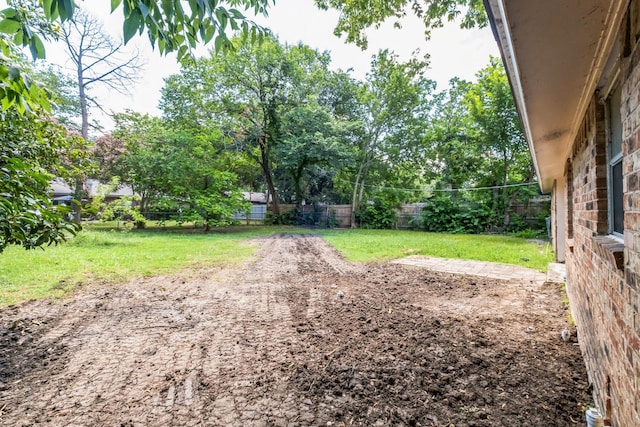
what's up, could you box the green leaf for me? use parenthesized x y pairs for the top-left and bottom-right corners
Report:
(160, 0), (174, 20)
(111, 0), (123, 13)
(41, 0), (55, 19)
(174, 1), (185, 22)
(203, 22), (215, 43)
(186, 31), (196, 48)
(13, 29), (22, 45)
(214, 8), (225, 28)
(58, 0), (75, 21)
(177, 45), (188, 62)
(7, 66), (19, 80)
(228, 8), (244, 19)
(123, 13), (142, 44)
(29, 34), (46, 60)
(0, 7), (17, 18)
(137, 1), (150, 19)
(157, 37), (166, 53)
(187, 0), (198, 19)
(214, 33), (224, 52)
(122, 0), (131, 18)
(0, 18), (20, 34)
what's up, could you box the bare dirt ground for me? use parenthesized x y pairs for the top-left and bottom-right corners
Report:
(0, 234), (590, 426)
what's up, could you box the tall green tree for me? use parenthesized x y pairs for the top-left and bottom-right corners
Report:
(161, 36), (338, 215)
(464, 57), (532, 229)
(276, 99), (355, 205)
(349, 50), (434, 226)
(420, 57), (534, 232)
(426, 77), (477, 192)
(33, 63), (81, 128)
(101, 112), (169, 211)
(93, 111), (247, 227)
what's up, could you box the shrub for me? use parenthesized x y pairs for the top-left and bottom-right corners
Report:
(326, 209), (340, 228)
(419, 193), (459, 232)
(265, 209), (296, 225)
(355, 198), (398, 229)
(419, 194), (490, 234)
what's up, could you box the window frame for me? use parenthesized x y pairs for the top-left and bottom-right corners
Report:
(605, 82), (624, 239)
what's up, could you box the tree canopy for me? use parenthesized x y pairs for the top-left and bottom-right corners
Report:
(314, 0), (487, 48)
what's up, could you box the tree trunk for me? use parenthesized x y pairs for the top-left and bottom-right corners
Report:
(72, 63), (89, 223)
(491, 182), (500, 232)
(265, 170), (279, 215)
(293, 162), (306, 207)
(350, 148), (375, 229)
(350, 161), (364, 228)
(357, 168), (368, 207)
(350, 152), (374, 228)
(259, 142), (280, 215)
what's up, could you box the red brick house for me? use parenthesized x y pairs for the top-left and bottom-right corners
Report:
(485, 0), (639, 425)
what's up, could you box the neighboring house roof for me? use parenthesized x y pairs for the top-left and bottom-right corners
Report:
(484, 0), (627, 192)
(242, 192), (270, 204)
(85, 179), (134, 198)
(49, 178), (134, 198)
(50, 178), (74, 197)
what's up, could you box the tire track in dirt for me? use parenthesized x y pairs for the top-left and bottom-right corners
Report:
(0, 234), (351, 426)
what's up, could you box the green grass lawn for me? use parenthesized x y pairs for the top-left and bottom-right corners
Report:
(318, 229), (553, 271)
(0, 225), (309, 306)
(0, 226), (553, 307)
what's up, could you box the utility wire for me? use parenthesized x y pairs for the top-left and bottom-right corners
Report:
(360, 181), (540, 192)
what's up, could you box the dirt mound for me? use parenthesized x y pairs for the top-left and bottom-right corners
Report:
(0, 234), (589, 426)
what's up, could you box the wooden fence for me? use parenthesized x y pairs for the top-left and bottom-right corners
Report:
(276, 197), (550, 229)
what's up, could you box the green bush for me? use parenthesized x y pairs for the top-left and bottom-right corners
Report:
(294, 204), (323, 226)
(95, 195), (147, 229)
(355, 198), (398, 229)
(326, 209), (340, 228)
(419, 194), (459, 232)
(265, 209), (296, 225)
(419, 194), (490, 234)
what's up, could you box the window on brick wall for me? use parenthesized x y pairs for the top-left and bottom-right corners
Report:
(606, 84), (624, 237)
(566, 160), (573, 239)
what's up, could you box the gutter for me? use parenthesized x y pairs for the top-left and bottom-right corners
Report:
(483, 0), (543, 192)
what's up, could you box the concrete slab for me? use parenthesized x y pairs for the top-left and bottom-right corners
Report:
(546, 263), (566, 284)
(390, 255), (547, 285)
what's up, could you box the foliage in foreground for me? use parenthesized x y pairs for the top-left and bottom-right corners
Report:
(0, 107), (90, 252)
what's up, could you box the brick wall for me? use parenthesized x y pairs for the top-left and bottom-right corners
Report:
(563, 8), (640, 423)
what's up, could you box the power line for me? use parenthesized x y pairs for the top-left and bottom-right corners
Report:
(361, 181), (540, 192)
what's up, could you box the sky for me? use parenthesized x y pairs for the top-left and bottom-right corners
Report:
(43, 0), (499, 131)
